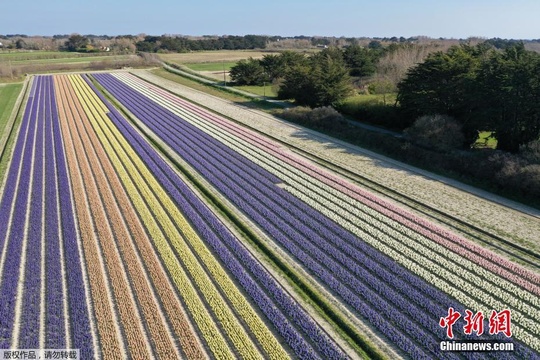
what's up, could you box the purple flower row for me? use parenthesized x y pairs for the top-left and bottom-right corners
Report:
(141, 73), (540, 296)
(115, 74), (464, 316)
(44, 76), (66, 349)
(0, 76), (93, 357)
(0, 76), (42, 349)
(120, 74), (540, 358)
(50, 76), (94, 359)
(165, 74), (540, 298)
(18, 74), (46, 349)
(263, 141), (540, 295)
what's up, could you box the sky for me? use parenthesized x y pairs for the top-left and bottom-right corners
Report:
(3, 0), (540, 39)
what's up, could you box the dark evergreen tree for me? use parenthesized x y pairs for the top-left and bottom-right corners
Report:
(229, 58), (266, 85)
(279, 48), (352, 107)
(65, 34), (89, 51)
(343, 44), (377, 77)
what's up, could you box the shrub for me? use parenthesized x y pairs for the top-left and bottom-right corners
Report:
(404, 114), (465, 151)
(337, 101), (404, 130)
(278, 106), (347, 131)
(520, 139), (540, 164)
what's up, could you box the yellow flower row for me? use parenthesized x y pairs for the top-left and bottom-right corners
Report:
(69, 74), (287, 359)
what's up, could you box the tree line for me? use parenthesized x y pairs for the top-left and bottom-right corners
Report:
(231, 41), (540, 153)
(135, 35), (268, 52)
(398, 42), (540, 152)
(229, 45), (386, 107)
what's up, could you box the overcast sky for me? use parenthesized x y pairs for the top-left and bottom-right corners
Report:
(3, 0), (540, 39)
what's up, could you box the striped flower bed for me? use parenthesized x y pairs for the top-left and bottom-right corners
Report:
(91, 72), (540, 359)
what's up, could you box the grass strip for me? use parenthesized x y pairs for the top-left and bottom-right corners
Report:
(159, 65), (283, 110)
(0, 81), (29, 191)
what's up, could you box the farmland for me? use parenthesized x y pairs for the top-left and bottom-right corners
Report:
(0, 51), (153, 82)
(159, 50), (280, 65)
(0, 82), (25, 187)
(0, 71), (539, 359)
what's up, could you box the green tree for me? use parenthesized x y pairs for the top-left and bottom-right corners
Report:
(279, 48), (353, 107)
(368, 40), (383, 50)
(229, 57), (266, 85)
(15, 39), (26, 49)
(397, 42), (540, 151)
(259, 54), (284, 81)
(259, 51), (306, 81)
(278, 63), (315, 104)
(343, 45), (377, 77)
(311, 48), (354, 107)
(65, 34), (89, 52)
(397, 44), (485, 144)
(476, 43), (540, 152)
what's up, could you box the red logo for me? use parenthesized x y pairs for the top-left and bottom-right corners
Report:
(463, 310), (484, 336)
(489, 309), (512, 337)
(440, 308), (512, 338)
(439, 307), (461, 339)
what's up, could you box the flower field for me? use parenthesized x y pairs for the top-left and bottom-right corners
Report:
(0, 74), (348, 359)
(0, 72), (538, 359)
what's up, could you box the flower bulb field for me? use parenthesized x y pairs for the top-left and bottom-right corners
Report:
(0, 72), (539, 359)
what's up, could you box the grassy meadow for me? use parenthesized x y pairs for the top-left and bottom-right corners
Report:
(184, 61), (237, 71)
(0, 83), (23, 134)
(159, 50), (279, 65)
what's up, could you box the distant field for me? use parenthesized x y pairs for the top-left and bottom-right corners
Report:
(235, 84), (278, 98)
(198, 70), (231, 82)
(184, 61), (237, 71)
(8, 55), (137, 65)
(159, 50), (280, 64)
(151, 68), (249, 103)
(149, 68), (280, 110)
(0, 51), (149, 82)
(182, 61), (278, 97)
(0, 51), (115, 61)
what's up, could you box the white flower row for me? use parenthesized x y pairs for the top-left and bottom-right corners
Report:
(288, 187), (540, 343)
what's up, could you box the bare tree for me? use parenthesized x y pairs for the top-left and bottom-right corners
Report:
(376, 43), (452, 89)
